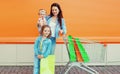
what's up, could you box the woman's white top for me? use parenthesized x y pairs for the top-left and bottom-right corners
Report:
(49, 21), (56, 37)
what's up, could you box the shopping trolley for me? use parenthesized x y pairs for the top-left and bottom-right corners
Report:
(60, 35), (101, 74)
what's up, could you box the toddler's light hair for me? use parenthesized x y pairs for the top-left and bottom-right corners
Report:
(38, 9), (46, 15)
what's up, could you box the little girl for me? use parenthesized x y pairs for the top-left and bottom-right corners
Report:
(33, 25), (52, 74)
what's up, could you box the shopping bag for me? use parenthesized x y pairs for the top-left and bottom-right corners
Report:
(40, 55), (55, 74)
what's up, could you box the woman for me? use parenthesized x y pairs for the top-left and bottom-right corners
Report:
(46, 3), (67, 54)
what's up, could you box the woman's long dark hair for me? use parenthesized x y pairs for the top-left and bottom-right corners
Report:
(50, 3), (63, 29)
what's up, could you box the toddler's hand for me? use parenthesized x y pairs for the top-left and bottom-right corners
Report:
(43, 19), (47, 25)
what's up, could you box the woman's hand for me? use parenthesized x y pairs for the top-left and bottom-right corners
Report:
(59, 29), (63, 34)
(59, 29), (63, 36)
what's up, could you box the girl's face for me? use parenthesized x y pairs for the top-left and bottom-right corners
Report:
(52, 6), (59, 16)
(43, 27), (50, 37)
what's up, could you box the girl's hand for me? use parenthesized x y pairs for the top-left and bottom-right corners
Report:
(37, 55), (43, 59)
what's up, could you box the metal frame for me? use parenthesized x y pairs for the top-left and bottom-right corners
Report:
(60, 37), (99, 74)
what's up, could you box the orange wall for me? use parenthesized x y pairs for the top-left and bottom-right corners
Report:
(0, 0), (120, 37)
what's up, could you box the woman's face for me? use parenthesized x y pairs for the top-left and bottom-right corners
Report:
(52, 6), (59, 16)
(43, 27), (50, 37)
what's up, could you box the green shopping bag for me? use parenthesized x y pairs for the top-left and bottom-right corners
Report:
(40, 55), (55, 74)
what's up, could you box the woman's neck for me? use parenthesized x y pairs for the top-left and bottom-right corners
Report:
(53, 16), (57, 18)
(52, 16), (57, 22)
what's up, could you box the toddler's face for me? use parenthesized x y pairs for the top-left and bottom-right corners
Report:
(39, 10), (46, 18)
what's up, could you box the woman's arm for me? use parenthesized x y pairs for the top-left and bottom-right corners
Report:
(62, 18), (67, 34)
